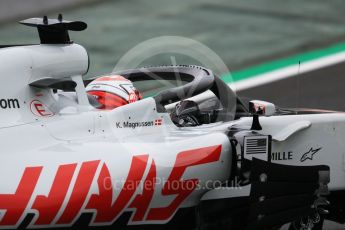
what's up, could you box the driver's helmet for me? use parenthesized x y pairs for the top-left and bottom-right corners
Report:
(86, 75), (142, 110)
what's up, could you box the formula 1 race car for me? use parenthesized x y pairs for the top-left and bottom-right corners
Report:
(0, 16), (344, 230)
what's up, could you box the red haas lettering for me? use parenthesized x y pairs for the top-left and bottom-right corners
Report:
(129, 160), (157, 221)
(0, 145), (222, 227)
(32, 163), (77, 225)
(147, 145), (222, 220)
(86, 155), (148, 224)
(0, 167), (42, 226)
(57, 160), (100, 224)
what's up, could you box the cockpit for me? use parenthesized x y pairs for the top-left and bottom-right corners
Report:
(82, 65), (250, 127)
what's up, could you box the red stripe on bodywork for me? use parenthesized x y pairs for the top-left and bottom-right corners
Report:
(0, 167), (42, 226)
(147, 145), (222, 221)
(57, 160), (100, 224)
(32, 163), (77, 225)
(129, 160), (157, 221)
(86, 155), (148, 223)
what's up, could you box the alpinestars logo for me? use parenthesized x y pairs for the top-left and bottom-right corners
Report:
(300, 147), (322, 162)
(116, 119), (163, 129)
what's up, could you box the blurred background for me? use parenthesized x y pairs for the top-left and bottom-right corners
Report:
(1, 0), (345, 112)
(1, 0), (345, 229)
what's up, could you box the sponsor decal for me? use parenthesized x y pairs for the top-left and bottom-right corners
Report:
(271, 151), (293, 161)
(128, 92), (138, 103)
(30, 100), (54, 117)
(0, 98), (20, 109)
(0, 145), (221, 228)
(300, 147), (322, 162)
(155, 119), (162, 126)
(116, 119), (163, 129)
(244, 136), (268, 155)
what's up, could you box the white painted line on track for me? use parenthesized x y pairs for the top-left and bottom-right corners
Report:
(166, 51), (345, 110)
(230, 51), (345, 91)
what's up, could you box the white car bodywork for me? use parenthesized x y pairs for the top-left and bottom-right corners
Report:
(0, 43), (233, 228)
(0, 17), (340, 230)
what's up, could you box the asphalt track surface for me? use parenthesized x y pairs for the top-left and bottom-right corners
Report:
(238, 61), (345, 230)
(238, 61), (345, 113)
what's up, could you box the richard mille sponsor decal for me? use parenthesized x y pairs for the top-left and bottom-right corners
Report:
(0, 98), (20, 109)
(300, 147), (322, 162)
(116, 119), (162, 129)
(271, 151), (293, 161)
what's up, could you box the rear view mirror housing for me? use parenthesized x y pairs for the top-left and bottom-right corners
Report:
(249, 100), (276, 116)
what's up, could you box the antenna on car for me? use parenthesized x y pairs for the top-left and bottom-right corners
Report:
(297, 61), (301, 109)
(58, 13), (63, 22)
(43, 15), (48, 25)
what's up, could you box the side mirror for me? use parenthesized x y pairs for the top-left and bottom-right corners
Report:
(249, 100), (276, 116)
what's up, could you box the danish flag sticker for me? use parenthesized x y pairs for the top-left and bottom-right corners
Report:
(155, 119), (162, 126)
